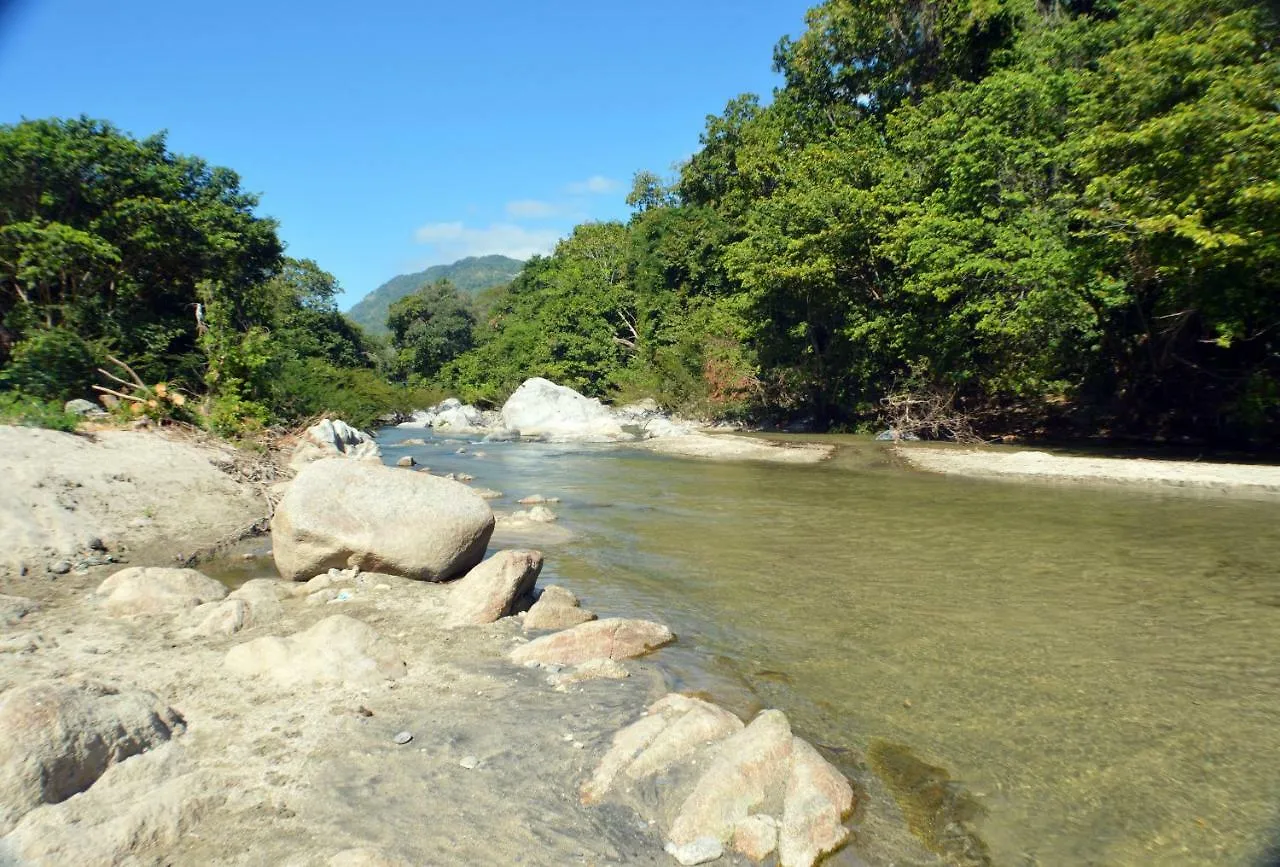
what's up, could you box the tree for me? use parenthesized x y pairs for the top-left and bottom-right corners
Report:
(387, 280), (476, 383)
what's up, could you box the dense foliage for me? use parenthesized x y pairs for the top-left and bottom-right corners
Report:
(0, 117), (421, 431)
(443, 0), (1279, 443)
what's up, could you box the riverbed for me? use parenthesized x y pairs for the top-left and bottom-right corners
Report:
(380, 429), (1280, 866)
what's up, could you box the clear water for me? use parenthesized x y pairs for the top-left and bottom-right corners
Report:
(369, 432), (1280, 865)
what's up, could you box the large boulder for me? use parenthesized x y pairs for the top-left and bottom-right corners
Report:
(290, 418), (382, 469)
(96, 567), (227, 617)
(445, 550), (543, 627)
(499, 378), (627, 442)
(0, 682), (184, 834)
(509, 617), (674, 666)
(433, 404), (486, 433)
(271, 458), (494, 582)
(224, 615), (407, 686)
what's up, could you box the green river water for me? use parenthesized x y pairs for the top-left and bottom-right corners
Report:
(304, 432), (1280, 865)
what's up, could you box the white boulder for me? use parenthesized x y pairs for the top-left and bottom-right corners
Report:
(291, 418), (382, 469)
(500, 378), (627, 442)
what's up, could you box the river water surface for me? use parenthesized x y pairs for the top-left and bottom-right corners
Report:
(377, 431), (1280, 865)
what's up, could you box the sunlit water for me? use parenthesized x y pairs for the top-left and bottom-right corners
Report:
(308, 431), (1280, 864)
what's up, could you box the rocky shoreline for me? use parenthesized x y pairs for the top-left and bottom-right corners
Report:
(0, 420), (881, 867)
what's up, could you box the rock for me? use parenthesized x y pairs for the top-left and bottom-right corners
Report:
(433, 404), (486, 432)
(436, 398), (462, 411)
(393, 731), (413, 745)
(0, 595), (36, 627)
(0, 743), (215, 866)
(668, 710), (795, 850)
(548, 658), (629, 690)
(290, 418), (382, 469)
(665, 838), (724, 866)
(778, 738), (855, 867)
(63, 398), (102, 416)
(0, 681), (184, 834)
(500, 377), (628, 442)
(517, 494), (548, 505)
(510, 617), (674, 667)
(524, 585), (596, 631)
(526, 505), (558, 522)
(270, 458), (494, 582)
(328, 849), (414, 867)
(640, 416), (695, 439)
(733, 814), (779, 861)
(48, 560), (72, 575)
(96, 566), (227, 616)
(396, 410), (435, 429)
(396, 455), (416, 468)
(183, 597), (249, 636)
(875, 428), (921, 442)
(582, 694), (743, 805)
(225, 615), (407, 686)
(459, 755), (480, 770)
(445, 550), (543, 627)
(87, 536), (107, 551)
(399, 437), (427, 446)
(482, 428), (520, 443)
(473, 487), (503, 500)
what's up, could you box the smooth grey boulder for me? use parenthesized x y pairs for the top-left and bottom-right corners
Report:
(271, 458), (494, 582)
(499, 377), (627, 442)
(445, 550), (543, 627)
(0, 681), (184, 834)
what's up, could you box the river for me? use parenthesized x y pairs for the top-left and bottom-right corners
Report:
(369, 429), (1280, 865)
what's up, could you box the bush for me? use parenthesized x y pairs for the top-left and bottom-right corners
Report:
(0, 328), (100, 402)
(266, 358), (444, 429)
(0, 391), (80, 431)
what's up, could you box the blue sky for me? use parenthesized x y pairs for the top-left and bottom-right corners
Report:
(0, 0), (813, 309)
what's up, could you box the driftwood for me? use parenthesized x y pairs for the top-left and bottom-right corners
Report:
(882, 386), (986, 444)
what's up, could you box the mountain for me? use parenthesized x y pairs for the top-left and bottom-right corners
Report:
(346, 254), (524, 335)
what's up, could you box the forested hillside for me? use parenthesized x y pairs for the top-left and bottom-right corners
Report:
(440, 0), (1279, 444)
(346, 255), (523, 335)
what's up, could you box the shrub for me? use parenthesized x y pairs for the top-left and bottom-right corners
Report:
(0, 391), (80, 431)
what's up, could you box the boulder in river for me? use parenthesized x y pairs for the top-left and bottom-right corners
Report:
(500, 377), (627, 442)
(510, 617), (674, 666)
(445, 550), (543, 627)
(0, 681), (184, 834)
(524, 584), (596, 631)
(96, 566), (227, 617)
(290, 418), (382, 469)
(270, 458), (494, 582)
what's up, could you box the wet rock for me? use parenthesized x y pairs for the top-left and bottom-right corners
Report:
(668, 710), (795, 851)
(291, 418), (382, 469)
(399, 437), (427, 446)
(0, 681), (184, 834)
(500, 377), (627, 442)
(665, 837), (723, 866)
(582, 694), (743, 805)
(96, 566), (227, 616)
(0, 743), (215, 866)
(482, 429), (520, 443)
(225, 615), (407, 686)
(524, 584), (596, 631)
(778, 737), (855, 867)
(510, 617), (674, 667)
(548, 658), (629, 690)
(396, 455), (416, 468)
(445, 550), (543, 627)
(270, 458), (494, 582)
(473, 488), (503, 500)
(517, 494), (548, 505)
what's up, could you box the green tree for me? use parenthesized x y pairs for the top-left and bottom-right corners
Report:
(387, 279), (476, 383)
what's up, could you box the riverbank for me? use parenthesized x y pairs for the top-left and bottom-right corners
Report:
(895, 443), (1280, 497)
(0, 424), (889, 866)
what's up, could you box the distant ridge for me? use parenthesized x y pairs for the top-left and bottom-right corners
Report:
(347, 254), (524, 335)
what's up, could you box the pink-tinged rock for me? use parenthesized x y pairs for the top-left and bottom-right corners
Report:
(524, 584), (596, 631)
(668, 710), (794, 848)
(509, 617), (674, 667)
(581, 693), (742, 805)
(445, 550), (543, 627)
(733, 814), (779, 861)
(778, 737), (855, 867)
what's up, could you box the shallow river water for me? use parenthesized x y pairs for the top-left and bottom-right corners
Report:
(373, 432), (1280, 865)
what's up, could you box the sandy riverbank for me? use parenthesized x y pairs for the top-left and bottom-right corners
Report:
(0, 425), (918, 867)
(896, 444), (1280, 497)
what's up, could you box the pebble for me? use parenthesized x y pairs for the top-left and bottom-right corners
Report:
(459, 755), (479, 769)
(87, 537), (106, 551)
(49, 560), (71, 575)
(393, 731), (413, 745)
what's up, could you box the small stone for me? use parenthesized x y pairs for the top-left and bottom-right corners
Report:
(49, 560), (72, 575)
(396, 456), (416, 468)
(87, 537), (106, 551)
(393, 731), (413, 745)
(903, 698), (913, 708)
(459, 755), (479, 769)
(664, 837), (724, 866)
(455, 447), (467, 454)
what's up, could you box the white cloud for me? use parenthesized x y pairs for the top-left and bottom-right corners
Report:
(412, 221), (562, 261)
(566, 175), (621, 195)
(504, 199), (560, 219)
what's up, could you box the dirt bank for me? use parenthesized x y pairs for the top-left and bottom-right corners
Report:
(896, 444), (1280, 497)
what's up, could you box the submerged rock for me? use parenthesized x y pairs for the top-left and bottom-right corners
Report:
(510, 617), (674, 667)
(270, 458), (494, 582)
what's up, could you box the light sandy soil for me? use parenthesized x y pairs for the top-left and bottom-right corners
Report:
(896, 444), (1280, 497)
(0, 426), (265, 580)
